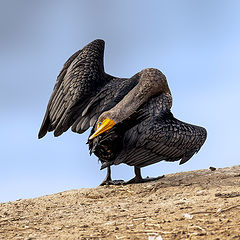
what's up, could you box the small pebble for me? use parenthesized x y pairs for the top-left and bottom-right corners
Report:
(148, 235), (163, 240)
(217, 208), (222, 213)
(184, 213), (193, 219)
(196, 190), (204, 196)
(209, 166), (216, 171)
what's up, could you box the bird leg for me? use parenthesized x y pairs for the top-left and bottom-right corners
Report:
(99, 166), (112, 186)
(99, 166), (124, 186)
(125, 166), (164, 184)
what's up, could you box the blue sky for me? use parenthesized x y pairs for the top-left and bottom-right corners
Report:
(1, 0), (240, 202)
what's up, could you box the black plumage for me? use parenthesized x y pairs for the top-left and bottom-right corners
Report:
(38, 39), (114, 138)
(88, 95), (206, 184)
(39, 39), (207, 185)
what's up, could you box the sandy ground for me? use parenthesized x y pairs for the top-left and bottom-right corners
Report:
(1, 165), (240, 240)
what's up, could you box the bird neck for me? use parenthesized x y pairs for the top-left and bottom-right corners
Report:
(108, 68), (172, 123)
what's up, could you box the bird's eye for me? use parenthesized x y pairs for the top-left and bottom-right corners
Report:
(96, 122), (101, 130)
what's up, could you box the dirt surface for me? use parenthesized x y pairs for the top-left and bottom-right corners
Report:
(1, 165), (240, 240)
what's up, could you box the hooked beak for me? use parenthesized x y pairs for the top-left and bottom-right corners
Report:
(89, 118), (115, 140)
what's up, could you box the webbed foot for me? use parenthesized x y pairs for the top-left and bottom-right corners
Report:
(99, 166), (124, 186)
(124, 175), (164, 185)
(100, 179), (125, 186)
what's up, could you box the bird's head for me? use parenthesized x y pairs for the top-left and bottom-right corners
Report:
(89, 112), (116, 140)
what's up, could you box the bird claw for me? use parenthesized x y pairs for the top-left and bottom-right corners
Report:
(124, 175), (165, 185)
(99, 179), (125, 186)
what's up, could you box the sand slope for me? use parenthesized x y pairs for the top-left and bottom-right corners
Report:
(1, 165), (240, 240)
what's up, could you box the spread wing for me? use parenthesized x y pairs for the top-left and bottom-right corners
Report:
(114, 110), (207, 167)
(38, 39), (114, 138)
(72, 74), (140, 133)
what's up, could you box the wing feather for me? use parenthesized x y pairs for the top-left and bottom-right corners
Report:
(114, 110), (207, 167)
(38, 39), (113, 138)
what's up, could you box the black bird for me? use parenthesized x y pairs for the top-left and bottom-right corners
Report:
(38, 39), (207, 185)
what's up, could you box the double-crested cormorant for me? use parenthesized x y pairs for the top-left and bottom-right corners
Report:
(38, 39), (207, 185)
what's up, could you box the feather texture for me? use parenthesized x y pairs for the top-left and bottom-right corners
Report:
(38, 39), (114, 138)
(39, 39), (207, 178)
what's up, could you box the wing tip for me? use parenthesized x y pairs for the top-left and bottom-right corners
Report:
(38, 130), (46, 139)
(53, 130), (62, 137)
(38, 113), (50, 139)
(92, 39), (105, 45)
(179, 152), (195, 165)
